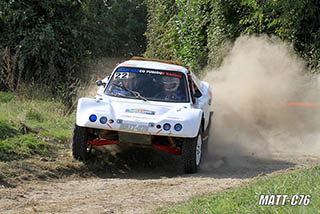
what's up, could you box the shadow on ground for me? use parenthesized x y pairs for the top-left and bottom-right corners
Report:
(84, 144), (296, 180)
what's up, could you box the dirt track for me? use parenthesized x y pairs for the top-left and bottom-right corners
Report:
(1, 139), (319, 214)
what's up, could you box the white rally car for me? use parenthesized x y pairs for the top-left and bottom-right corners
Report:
(72, 57), (212, 173)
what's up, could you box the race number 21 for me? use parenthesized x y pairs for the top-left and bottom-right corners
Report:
(259, 194), (311, 206)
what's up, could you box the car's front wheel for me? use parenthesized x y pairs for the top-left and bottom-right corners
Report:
(72, 125), (91, 161)
(182, 127), (203, 173)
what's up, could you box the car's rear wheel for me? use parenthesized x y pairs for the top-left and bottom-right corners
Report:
(72, 125), (91, 161)
(182, 127), (203, 173)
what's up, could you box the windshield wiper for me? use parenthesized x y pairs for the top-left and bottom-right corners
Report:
(112, 83), (148, 101)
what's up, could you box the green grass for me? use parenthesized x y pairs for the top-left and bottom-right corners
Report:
(0, 92), (74, 162)
(160, 167), (320, 214)
(0, 91), (101, 187)
(0, 133), (47, 161)
(0, 91), (14, 103)
(26, 108), (44, 122)
(0, 118), (17, 140)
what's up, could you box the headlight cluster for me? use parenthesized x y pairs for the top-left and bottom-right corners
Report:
(89, 114), (113, 124)
(89, 114), (183, 132)
(160, 123), (183, 131)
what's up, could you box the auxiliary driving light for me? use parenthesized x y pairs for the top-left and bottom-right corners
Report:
(163, 123), (171, 131)
(89, 114), (97, 122)
(174, 123), (183, 131)
(99, 116), (108, 124)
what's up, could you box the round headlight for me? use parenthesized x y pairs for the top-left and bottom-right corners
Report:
(99, 116), (108, 124)
(163, 123), (171, 131)
(174, 123), (183, 131)
(89, 114), (97, 122)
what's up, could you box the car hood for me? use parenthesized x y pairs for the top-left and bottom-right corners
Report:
(106, 96), (190, 122)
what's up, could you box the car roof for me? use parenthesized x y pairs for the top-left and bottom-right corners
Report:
(116, 57), (189, 75)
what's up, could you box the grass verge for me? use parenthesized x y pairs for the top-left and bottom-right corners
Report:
(0, 92), (74, 161)
(159, 167), (320, 213)
(0, 91), (93, 186)
(0, 91), (132, 187)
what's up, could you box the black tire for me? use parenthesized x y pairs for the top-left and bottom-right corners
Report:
(72, 125), (90, 161)
(202, 136), (209, 161)
(202, 112), (213, 159)
(182, 127), (203, 173)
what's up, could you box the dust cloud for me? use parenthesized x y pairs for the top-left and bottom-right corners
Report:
(204, 35), (320, 167)
(80, 57), (123, 98)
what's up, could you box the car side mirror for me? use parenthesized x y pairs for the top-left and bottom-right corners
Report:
(193, 90), (202, 98)
(96, 80), (106, 87)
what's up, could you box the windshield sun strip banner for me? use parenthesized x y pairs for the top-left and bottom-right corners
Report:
(116, 68), (183, 79)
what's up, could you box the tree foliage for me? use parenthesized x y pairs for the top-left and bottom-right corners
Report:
(0, 0), (147, 106)
(238, 0), (320, 72)
(172, 0), (210, 71)
(145, 0), (210, 71)
(145, 0), (320, 74)
(144, 0), (178, 60)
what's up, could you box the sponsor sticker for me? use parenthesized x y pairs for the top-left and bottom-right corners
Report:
(117, 68), (130, 72)
(167, 116), (184, 120)
(165, 72), (182, 78)
(125, 108), (155, 115)
(258, 194), (311, 206)
(120, 114), (155, 120)
(139, 69), (165, 75)
(130, 69), (140, 73)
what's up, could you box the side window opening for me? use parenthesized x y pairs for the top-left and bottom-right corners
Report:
(193, 83), (202, 98)
(188, 73), (202, 104)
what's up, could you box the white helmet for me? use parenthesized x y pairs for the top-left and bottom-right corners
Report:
(127, 72), (135, 79)
(120, 72), (136, 88)
(162, 76), (180, 92)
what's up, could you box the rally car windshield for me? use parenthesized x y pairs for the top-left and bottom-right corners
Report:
(105, 67), (190, 103)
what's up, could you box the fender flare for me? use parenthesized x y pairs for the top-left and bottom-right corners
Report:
(188, 109), (203, 137)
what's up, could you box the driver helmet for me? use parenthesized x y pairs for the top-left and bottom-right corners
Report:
(162, 76), (180, 92)
(120, 72), (136, 88)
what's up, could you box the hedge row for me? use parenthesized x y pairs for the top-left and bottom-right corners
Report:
(145, 0), (320, 74)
